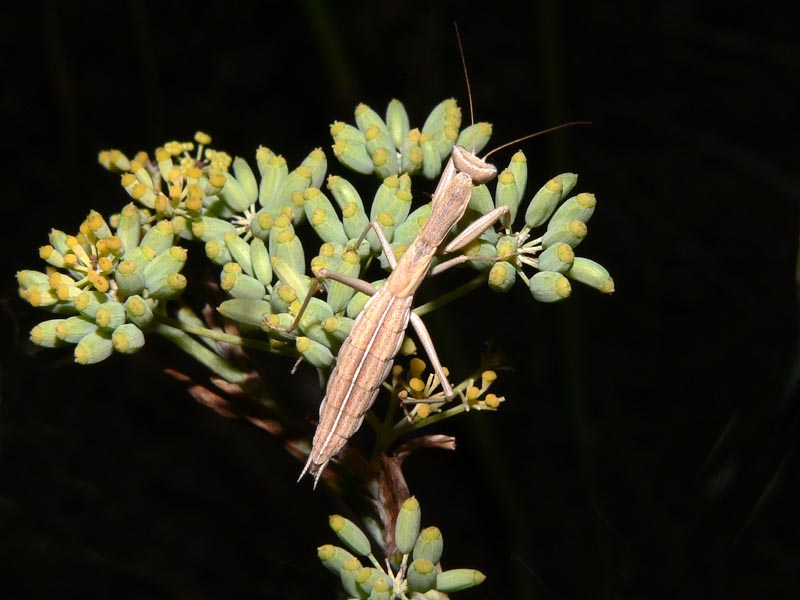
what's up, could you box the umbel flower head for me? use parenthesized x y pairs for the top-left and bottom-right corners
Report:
(19, 100), (613, 367)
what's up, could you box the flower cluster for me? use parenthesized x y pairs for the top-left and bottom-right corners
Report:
(320, 497), (485, 599)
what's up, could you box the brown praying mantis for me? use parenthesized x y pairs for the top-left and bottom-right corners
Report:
(268, 39), (588, 486)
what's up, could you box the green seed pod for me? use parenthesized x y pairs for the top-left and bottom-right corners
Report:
(249, 208), (274, 241)
(507, 150), (528, 202)
(296, 336), (334, 369)
(268, 216), (306, 276)
(123, 246), (155, 271)
(407, 558), (437, 593)
(565, 257), (615, 294)
(529, 271), (572, 303)
(386, 99), (410, 149)
(524, 172), (578, 228)
(232, 157), (259, 206)
(30, 319), (66, 348)
(55, 316), (98, 343)
(339, 557), (363, 599)
(300, 148), (327, 190)
(218, 299), (271, 328)
(219, 171), (251, 212)
(412, 526), (444, 565)
(95, 302), (126, 329)
(421, 135), (443, 180)
(114, 260), (146, 297)
(549, 192), (596, 229)
(537, 242), (575, 273)
(395, 496), (421, 554)
(143, 246), (187, 285)
(422, 98), (461, 160)
(124, 295), (154, 328)
(317, 544), (356, 576)
(488, 261), (516, 292)
(220, 270), (266, 300)
(249, 238), (272, 286)
(74, 330), (114, 365)
(191, 216), (236, 242)
(542, 219), (588, 249)
(456, 122), (493, 154)
(116, 203), (141, 253)
(224, 232), (253, 276)
(270, 255), (310, 299)
(304, 187), (348, 245)
(332, 138), (374, 175)
(329, 514), (371, 556)
(257, 154), (288, 208)
(112, 323), (145, 354)
(494, 169), (520, 225)
(323, 245), (362, 313)
(331, 119), (366, 144)
(321, 315), (354, 347)
(205, 239), (232, 266)
(436, 569), (486, 593)
(147, 272), (187, 300)
(368, 576), (391, 600)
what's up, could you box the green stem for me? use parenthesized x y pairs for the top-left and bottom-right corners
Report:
(412, 272), (488, 318)
(154, 322), (249, 384)
(155, 314), (276, 353)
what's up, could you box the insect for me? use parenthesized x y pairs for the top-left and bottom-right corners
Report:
(271, 36), (587, 486)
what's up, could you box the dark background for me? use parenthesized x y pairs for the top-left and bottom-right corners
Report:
(1, 1), (797, 598)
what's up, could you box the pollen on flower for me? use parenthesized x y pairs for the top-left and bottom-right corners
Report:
(194, 131), (212, 146)
(409, 378), (425, 393)
(209, 171), (226, 188)
(482, 370), (497, 384)
(155, 148), (171, 162)
(416, 403), (431, 419)
(164, 141), (184, 157)
(466, 385), (481, 401)
(485, 393), (501, 409)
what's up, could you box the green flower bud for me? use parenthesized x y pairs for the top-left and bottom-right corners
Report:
(412, 526), (444, 565)
(255, 146), (274, 176)
(224, 232), (253, 276)
(276, 166), (312, 225)
(494, 169), (520, 225)
(507, 150), (528, 201)
(140, 219), (174, 255)
(147, 272), (187, 300)
(270, 255), (311, 299)
(331, 120), (366, 144)
(114, 260), (146, 297)
(268, 216), (306, 276)
(262, 312), (296, 342)
(143, 247), (187, 288)
(296, 336), (334, 369)
(123, 246), (154, 271)
(112, 323), (145, 354)
(333, 138), (374, 175)
(124, 295), (154, 328)
(294, 297), (334, 347)
(529, 271), (571, 302)
(395, 496), (421, 554)
(436, 568), (486, 593)
(304, 187), (348, 245)
(328, 515), (371, 556)
(365, 128), (399, 178)
(317, 544), (355, 575)
(407, 558), (437, 592)
(355, 103), (390, 137)
(321, 315), (354, 347)
(461, 237), (497, 271)
(322, 245), (362, 313)
(54, 315), (97, 343)
(566, 257), (614, 293)
(542, 219), (587, 249)
(488, 260), (516, 292)
(346, 279), (384, 319)
(421, 136), (443, 180)
(220, 270), (266, 300)
(218, 299), (271, 328)
(524, 173), (577, 228)
(537, 242), (575, 273)
(30, 319), (66, 347)
(75, 291), (113, 319)
(258, 154), (288, 209)
(232, 157), (259, 206)
(250, 238), (272, 286)
(339, 557), (363, 598)
(549, 192), (596, 229)
(115, 203), (141, 253)
(422, 98), (461, 161)
(301, 148), (327, 190)
(400, 128), (424, 176)
(249, 208), (274, 241)
(386, 99), (410, 149)
(356, 567), (391, 598)
(456, 122), (492, 155)
(191, 216), (236, 242)
(368, 576), (391, 600)
(74, 330), (114, 365)
(95, 302), (126, 329)
(205, 239), (232, 266)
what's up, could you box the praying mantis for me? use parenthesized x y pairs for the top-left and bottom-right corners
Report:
(270, 41), (587, 486)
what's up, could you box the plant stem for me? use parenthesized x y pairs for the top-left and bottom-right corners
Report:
(412, 272), (488, 318)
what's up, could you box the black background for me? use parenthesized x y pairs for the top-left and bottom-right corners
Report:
(1, 1), (797, 598)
